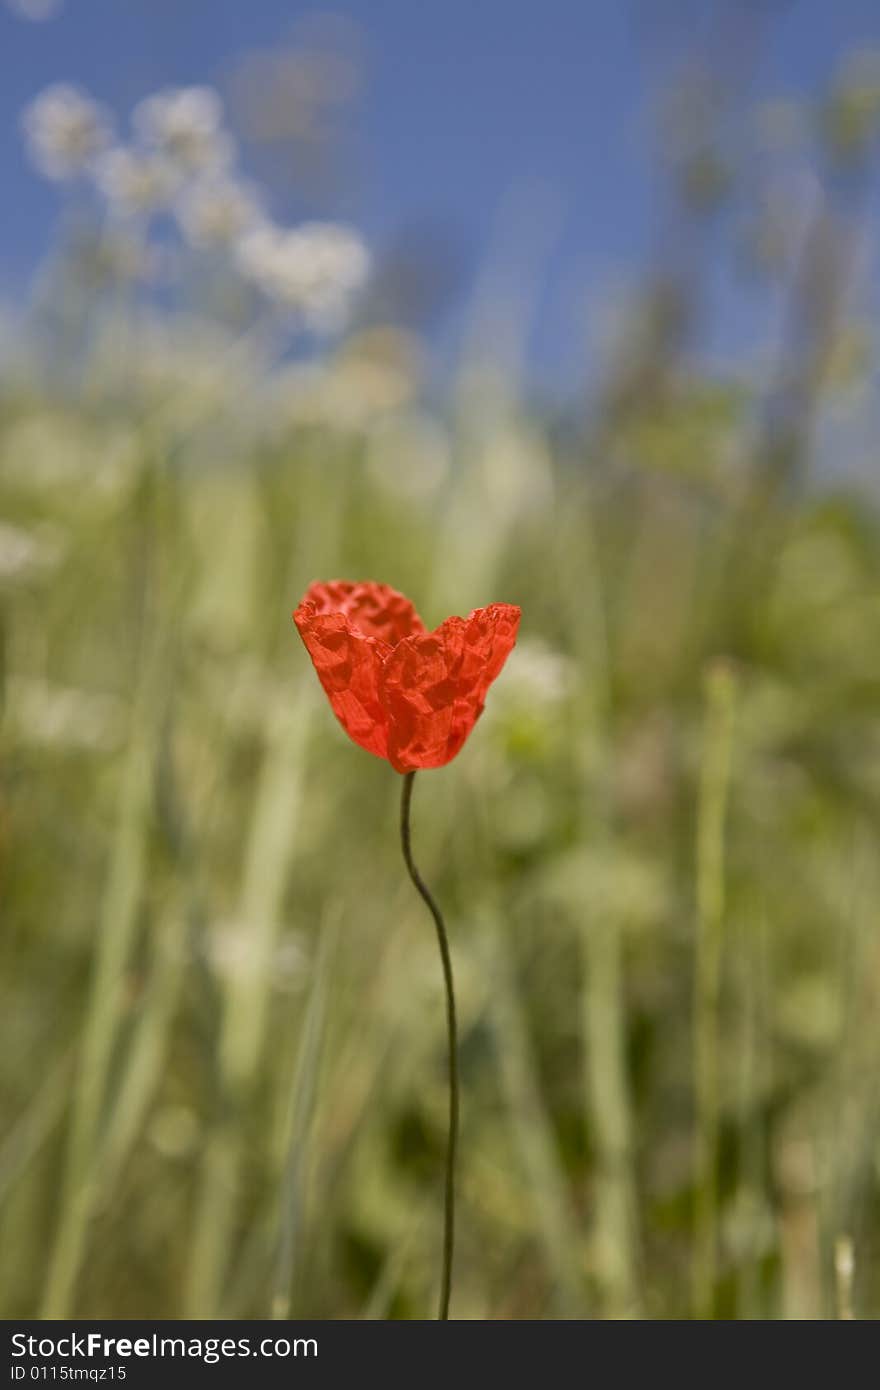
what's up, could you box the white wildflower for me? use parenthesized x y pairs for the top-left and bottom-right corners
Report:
(176, 174), (263, 249)
(21, 83), (112, 179)
(234, 223), (279, 283)
(93, 145), (177, 217)
(237, 221), (369, 330)
(132, 86), (233, 176)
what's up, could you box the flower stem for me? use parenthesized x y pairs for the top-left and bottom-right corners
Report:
(399, 770), (458, 1321)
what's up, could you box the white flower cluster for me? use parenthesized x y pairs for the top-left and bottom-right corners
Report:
(177, 174), (263, 250)
(21, 81), (370, 331)
(236, 221), (369, 330)
(132, 86), (233, 179)
(21, 84), (111, 179)
(93, 146), (178, 218)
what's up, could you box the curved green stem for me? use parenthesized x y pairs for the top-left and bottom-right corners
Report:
(400, 770), (458, 1321)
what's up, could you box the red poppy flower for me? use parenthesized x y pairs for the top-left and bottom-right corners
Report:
(293, 580), (521, 773)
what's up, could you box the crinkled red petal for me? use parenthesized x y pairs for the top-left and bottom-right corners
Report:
(298, 580), (425, 647)
(380, 603), (521, 772)
(293, 605), (391, 761)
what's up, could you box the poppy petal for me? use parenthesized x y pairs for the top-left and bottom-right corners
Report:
(299, 580), (425, 647)
(380, 603), (521, 772)
(294, 605), (391, 760)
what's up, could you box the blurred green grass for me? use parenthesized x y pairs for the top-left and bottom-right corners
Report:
(2, 308), (879, 1320)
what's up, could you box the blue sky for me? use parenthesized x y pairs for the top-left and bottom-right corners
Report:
(1, 0), (879, 389)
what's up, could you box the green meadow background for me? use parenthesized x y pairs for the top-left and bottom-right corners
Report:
(3, 33), (880, 1321)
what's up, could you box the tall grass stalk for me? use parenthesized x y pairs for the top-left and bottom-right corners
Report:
(271, 913), (335, 1319)
(834, 1235), (855, 1320)
(41, 653), (163, 1317)
(483, 907), (584, 1317)
(692, 660), (737, 1319)
(0, 1056), (73, 1206)
(361, 1226), (419, 1319)
(100, 905), (187, 1189)
(0, 1057), (74, 1310)
(583, 882), (642, 1317)
(733, 895), (768, 1319)
(184, 688), (312, 1317)
(560, 479), (643, 1317)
